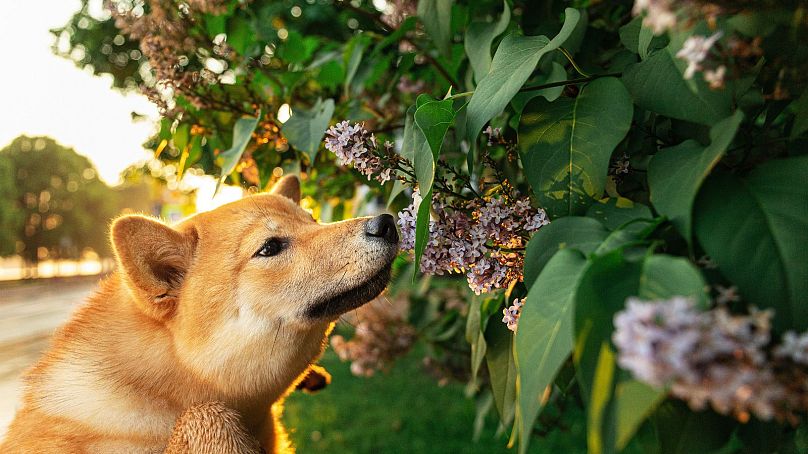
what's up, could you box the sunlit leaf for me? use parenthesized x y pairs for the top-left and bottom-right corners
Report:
(519, 77), (633, 218)
(465, 8), (581, 144)
(282, 98), (335, 163)
(216, 112), (260, 193)
(412, 96), (455, 274)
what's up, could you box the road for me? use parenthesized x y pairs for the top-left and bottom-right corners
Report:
(0, 278), (98, 437)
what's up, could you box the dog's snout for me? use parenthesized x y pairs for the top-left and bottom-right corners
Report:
(364, 214), (399, 244)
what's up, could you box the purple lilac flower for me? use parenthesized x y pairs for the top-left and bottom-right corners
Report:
(676, 32), (723, 79)
(613, 296), (808, 423)
(324, 121), (392, 183)
(395, 190), (549, 295)
(632, 0), (677, 35)
(502, 298), (524, 332)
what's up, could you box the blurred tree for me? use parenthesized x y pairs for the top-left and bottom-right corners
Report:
(0, 157), (24, 256)
(0, 136), (119, 267)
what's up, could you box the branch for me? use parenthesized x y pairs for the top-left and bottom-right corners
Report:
(519, 73), (623, 93)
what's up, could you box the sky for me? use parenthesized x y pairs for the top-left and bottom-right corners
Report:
(0, 0), (159, 184)
(0, 0), (243, 210)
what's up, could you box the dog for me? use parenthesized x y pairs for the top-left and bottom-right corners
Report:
(1, 175), (399, 453)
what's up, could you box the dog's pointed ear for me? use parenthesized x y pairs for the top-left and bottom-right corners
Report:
(111, 215), (197, 319)
(269, 175), (300, 204)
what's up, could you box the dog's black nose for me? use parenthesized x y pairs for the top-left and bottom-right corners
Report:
(364, 214), (399, 244)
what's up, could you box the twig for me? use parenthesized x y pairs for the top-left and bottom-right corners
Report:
(519, 73), (622, 93)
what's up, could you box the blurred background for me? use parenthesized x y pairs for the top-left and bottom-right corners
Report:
(0, 1), (535, 451)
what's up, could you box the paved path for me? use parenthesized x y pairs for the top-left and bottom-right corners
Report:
(0, 278), (98, 436)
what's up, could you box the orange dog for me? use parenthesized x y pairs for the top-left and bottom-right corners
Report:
(1, 175), (399, 453)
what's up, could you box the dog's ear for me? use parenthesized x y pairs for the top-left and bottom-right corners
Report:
(269, 175), (300, 204)
(111, 215), (197, 320)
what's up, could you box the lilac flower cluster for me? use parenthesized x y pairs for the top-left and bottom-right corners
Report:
(614, 297), (808, 423)
(631, 1), (729, 89)
(502, 298), (524, 332)
(330, 303), (416, 377)
(324, 121), (393, 183)
(397, 189), (549, 295)
(632, 0), (677, 34)
(676, 32), (726, 87)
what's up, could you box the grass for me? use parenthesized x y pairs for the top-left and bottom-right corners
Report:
(282, 344), (587, 453)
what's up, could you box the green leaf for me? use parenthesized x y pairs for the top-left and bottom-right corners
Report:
(622, 46), (732, 125)
(588, 343), (617, 454)
(519, 77), (633, 218)
(386, 179), (407, 208)
(653, 401), (735, 454)
(640, 255), (708, 307)
(648, 111), (743, 241)
(216, 112), (260, 193)
(791, 89), (808, 139)
(413, 188), (432, 277)
(464, 1), (511, 83)
(411, 97), (455, 274)
(204, 14), (226, 38)
(575, 251), (642, 401)
(465, 8), (582, 144)
(508, 62), (567, 131)
(694, 156), (808, 332)
(514, 249), (587, 454)
(618, 17), (659, 60)
(277, 30), (317, 64)
(523, 217), (609, 287)
(485, 318), (518, 427)
(227, 16), (254, 56)
(615, 380), (665, 450)
(400, 104), (420, 163)
(586, 199), (653, 233)
(466, 296), (488, 389)
(343, 36), (367, 96)
(281, 98), (335, 163)
(172, 123), (190, 152)
(414, 97), (456, 170)
(417, 0), (453, 56)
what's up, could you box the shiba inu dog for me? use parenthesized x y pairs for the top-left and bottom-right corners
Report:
(1, 175), (399, 453)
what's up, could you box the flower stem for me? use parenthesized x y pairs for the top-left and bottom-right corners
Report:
(558, 47), (591, 78)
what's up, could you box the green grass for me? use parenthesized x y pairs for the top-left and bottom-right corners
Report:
(282, 345), (587, 453)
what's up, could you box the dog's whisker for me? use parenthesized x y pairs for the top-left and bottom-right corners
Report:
(337, 316), (356, 329)
(267, 319), (282, 359)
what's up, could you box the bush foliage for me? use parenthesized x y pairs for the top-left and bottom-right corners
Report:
(58, 0), (808, 452)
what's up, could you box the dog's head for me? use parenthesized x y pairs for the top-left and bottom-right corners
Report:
(109, 175), (398, 392)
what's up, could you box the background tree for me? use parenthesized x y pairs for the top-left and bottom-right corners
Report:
(0, 136), (119, 267)
(0, 157), (23, 256)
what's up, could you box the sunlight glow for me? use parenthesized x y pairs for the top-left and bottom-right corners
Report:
(183, 174), (245, 213)
(0, 0), (159, 184)
(277, 103), (292, 123)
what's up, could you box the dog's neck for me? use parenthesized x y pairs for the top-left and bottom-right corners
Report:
(25, 273), (331, 440)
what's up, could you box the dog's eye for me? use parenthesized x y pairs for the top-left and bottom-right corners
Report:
(255, 238), (285, 258)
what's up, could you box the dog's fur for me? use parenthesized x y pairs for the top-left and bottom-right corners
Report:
(0, 175), (398, 453)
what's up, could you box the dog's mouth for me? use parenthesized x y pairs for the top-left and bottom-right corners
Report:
(302, 262), (393, 320)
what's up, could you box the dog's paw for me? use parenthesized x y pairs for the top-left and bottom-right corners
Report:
(296, 364), (331, 393)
